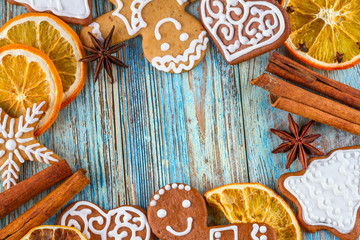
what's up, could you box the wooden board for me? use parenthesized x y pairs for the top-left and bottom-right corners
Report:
(1, 1), (360, 239)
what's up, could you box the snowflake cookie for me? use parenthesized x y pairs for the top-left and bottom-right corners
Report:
(0, 102), (60, 190)
(278, 146), (360, 240)
(147, 183), (277, 240)
(80, 0), (209, 74)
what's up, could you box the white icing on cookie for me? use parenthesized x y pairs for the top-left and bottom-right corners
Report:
(113, 0), (152, 36)
(89, 22), (104, 42)
(176, 0), (188, 5)
(209, 226), (238, 240)
(166, 217), (193, 236)
(13, 0), (91, 19)
(200, 0), (286, 62)
(283, 149), (360, 234)
(182, 199), (191, 208)
(155, 18), (182, 40)
(60, 201), (151, 240)
(251, 224), (267, 240)
(157, 209), (167, 218)
(0, 102), (58, 189)
(151, 31), (209, 73)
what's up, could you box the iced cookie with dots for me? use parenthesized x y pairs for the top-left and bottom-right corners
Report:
(148, 183), (277, 240)
(200, 0), (290, 64)
(80, 0), (209, 73)
(58, 201), (155, 240)
(279, 146), (360, 240)
(7, 0), (93, 25)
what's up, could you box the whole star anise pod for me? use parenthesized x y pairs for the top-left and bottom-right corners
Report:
(80, 26), (128, 83)
(270, 114), (325, 169)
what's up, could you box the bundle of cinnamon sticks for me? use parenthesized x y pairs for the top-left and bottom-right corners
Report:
(252, 52), (360, 136)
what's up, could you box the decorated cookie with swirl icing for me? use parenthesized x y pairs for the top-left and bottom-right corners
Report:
(148, 183), (277, 240)
(58, 201), (155, 240)
(278, 146), (360, 240)
(200, 0), (290, 64)
(80, 0), (209, 73)
(7, 0), (93, 25)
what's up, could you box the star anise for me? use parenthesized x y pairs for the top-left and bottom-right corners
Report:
(270, 114), (325, 169)
(80, 26), (128, 83)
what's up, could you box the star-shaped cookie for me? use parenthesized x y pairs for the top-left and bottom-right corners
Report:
(278, 146), (360, 239)
(0, 102), (60, 190)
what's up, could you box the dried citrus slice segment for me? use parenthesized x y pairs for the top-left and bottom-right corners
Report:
(0, 13), (86, 108)
(205, 183), (301, 240)
(21, 225), (87, 240)
(0, 44), (62, 136)
(282, 0), (360, 70)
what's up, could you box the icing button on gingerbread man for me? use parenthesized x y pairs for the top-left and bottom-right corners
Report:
(81, 0), (209, 73)
(147, 183), (277, 240)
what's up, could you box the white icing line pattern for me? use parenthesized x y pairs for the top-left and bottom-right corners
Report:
(113, 0), (151, 36)
(200, 0), (286, 62)
(60, 201), (152, 240)
(210, 226), (238, 240)
(13, 0), (91, 19)
(166, 217), (193, 236)
(283, 149), (360, 234)
(89, 22), (104, 42)
(0, 102), (59, 189)
(151, 31), (209, 73)
(251, 224), (268, 240)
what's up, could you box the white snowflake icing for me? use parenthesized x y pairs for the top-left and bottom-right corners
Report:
(0, 102), (59, 189)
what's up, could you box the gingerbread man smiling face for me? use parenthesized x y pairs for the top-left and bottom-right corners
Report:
(147, 183), (277, 240)
(80, 0), (209, 73)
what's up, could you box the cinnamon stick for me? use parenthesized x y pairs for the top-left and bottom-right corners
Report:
(0, 160), (72, 219)
(266, 52), (360, 109)
(0, 169), (90, 240)
(252, 74), (360, 135)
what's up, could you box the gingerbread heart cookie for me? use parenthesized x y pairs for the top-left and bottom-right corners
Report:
(147, 183), (277, 240)
(7, 0), (93, 25)
(200, 0), (290, 64)
(80, 0), (209, 74)
(58, 201), (154, 240)
(278, 146), (360, 240)
(0, 102), (60, 190)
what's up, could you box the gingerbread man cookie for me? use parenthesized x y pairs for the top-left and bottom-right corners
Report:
(58, 201), (155, 240)
(7, 0), (93, 25)
(200, 0), (290, 64)
(148, 183), (277, 240)
(80, 0), (209, 73)
(278, 146), (360, 240)
(0, 102), (60, 190)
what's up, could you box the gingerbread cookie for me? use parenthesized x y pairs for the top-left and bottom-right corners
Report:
(7, 0), (93, 25)
(200, 0), (290, 64)
(80, 0), (209, 73)
(58, 201), (154, 240)
(278, 146), (360, 240)
(147, 183), (277, 240)
(0, 102), (60, 190)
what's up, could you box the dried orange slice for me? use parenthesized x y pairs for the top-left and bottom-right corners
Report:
(205, 183), (301, 240)
(0, 13), (86, 108)
(0, 44), (62, 136)
(282, 0), (360, 70)
(21, 225), (87, 240)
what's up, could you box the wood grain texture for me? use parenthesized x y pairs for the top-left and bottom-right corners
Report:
(1, 1), (360, 240)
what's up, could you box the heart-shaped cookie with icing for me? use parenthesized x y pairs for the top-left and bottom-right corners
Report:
(147, 183), (277, 240)
(200, 0), (290, 64)
(58, 201), (155, 240)
(80, 0), (209, 74)
(278, 146), (360, 240)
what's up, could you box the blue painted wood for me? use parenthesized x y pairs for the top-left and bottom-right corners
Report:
(1, 1), (360, 240)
